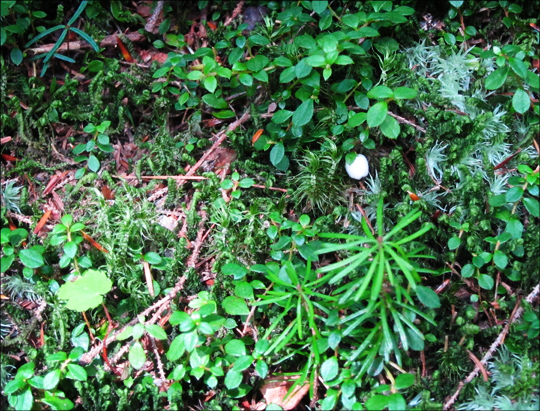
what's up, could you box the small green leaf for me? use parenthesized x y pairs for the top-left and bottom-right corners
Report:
(19, 249), (44, 268)
(129, 341), (146, 370)
(43, 369), (61, 390)
(394, 373), (415, 389)
(485, 66), (509, 90)
(448, 236), (461, 250)
(66, 364), (87, 381)
(224, 370), (242, 390)
(222, 263), (248, 279)
(292, 99), (314, 126)
(493, 250), (508, 269)
(509, 57), (528, 78)
(394, 87), (417, 99)
(145, 324), (167, 340)
(57, 269), (112, 311)
(379, 115), (400, 138)
(367, 101), (388, 128)
(506, 219), (523, 239)
(523, 197), (539, 217)
(367, 85), (393, 100)
(10, 47), (23, 65)
(506, 186), (523, 202)
(270, 143), (285, 167)
(478, 274), (494, 290)
(202, 94), (228, 109)
(272, 110), (293, 124)
(203, 76), (217, 93)
(512, 89), (530, 113)
(320, 356), (339, 381)
(88, 155), (100, 172)
(235, 282), (254, 299)
(143, 252), (162, 265)
(256, 360), (268, 378)
(225, 339), (246, 356)
(222, 296), (249, 315)
(416, 285), (441, 308)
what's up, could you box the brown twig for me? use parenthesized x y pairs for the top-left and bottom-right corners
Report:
(145, 0), (164, 34)
(251, 184), (288, 193)
(79, 276), (186, 366)
(387, 111), (426, 133)
(148, 110), (251, 202)
(186, 210), (209, 268)
(443, 282), (540, 410)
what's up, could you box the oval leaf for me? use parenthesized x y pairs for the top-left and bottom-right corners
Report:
(367, 101), (388, 128)
(292, 99), (314, 127)
(222, 296), (250, 315)
(320, 356), (339, 381)
(416, 285), (441, 308)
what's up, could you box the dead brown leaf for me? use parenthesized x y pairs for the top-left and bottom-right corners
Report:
(259, 375), (310, 410)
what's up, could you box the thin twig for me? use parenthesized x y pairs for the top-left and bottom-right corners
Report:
(79, 276), (186, 366)
(386, 112), (426, 133)
(186, 210), (208, 268)
(443, 282), (540, 410)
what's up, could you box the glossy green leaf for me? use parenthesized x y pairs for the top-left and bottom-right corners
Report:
(379, 115), (400, 138)
(485, 66), (509, 90)
(367, 85), (393, 100)
(320, 356), (339, 381)
(506, 186), (523, 202)
(394, 87), (417, 99)
(129, 341), (146, 370)
(270, 143), (285, 167)
(225, 339), (246, 356)
(57, 269), (112, 311)
(222, 296), (249, 315)
(224, 370), (242, 389)
(88, 154), (100, 172)
(478, 274), (494, 290)
(448, 236), (461, 250)
(367, 101), (388, 128)
(202, 94), (228, 109)
(523, 197), (539, 217)
(416, 285), (440, 308)
(493, 250), (508, 269)
(292, 99), (314, 126)
(512, 89), (530, 113)
(19, 249), (44, 268)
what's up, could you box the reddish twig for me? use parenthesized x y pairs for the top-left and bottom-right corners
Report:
(443, 282), (540, 410)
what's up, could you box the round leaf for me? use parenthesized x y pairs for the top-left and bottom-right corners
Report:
(221, 263), (248, 279)
(225, 339), (246, 356)
(57, 269), (113, 311)
(493, 250), (508, 269)
(448, 236), (461, 250)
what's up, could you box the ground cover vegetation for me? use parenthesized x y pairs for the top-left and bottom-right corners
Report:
(1, 0), (539, 409)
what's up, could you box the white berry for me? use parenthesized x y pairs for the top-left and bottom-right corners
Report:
(345, 154), (369, 179)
